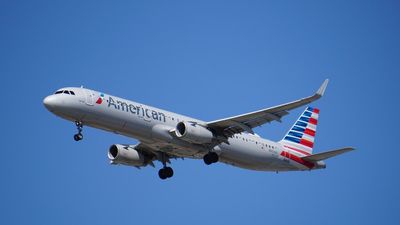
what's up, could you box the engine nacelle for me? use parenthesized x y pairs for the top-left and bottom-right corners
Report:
(175, 121), (214, 144)
(108, 144), (148, 167)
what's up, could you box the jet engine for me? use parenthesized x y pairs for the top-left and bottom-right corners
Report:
(175, 121), (214, 144)
(108, 144), (149, 167)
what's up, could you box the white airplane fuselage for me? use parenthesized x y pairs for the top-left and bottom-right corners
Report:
(44, 87), (325, 173)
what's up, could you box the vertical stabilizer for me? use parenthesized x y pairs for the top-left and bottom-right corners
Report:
(279, 107), (320, 155)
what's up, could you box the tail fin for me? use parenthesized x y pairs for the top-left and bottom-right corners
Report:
(279, 106), (320, 155)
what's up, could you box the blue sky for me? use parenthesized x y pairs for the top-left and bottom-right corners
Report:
(1, 1), (399, 224)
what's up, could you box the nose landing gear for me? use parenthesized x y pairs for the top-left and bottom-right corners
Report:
(73, 121), (83, 141)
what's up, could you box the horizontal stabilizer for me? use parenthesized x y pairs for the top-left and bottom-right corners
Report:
(302, 147), (355, 162)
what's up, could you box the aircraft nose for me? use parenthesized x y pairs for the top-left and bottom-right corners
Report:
(43, 95), (57, 111)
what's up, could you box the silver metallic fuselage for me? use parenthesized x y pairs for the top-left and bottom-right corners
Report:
(44, 87), (319, 171)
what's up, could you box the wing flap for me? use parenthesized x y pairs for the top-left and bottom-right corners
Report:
(302, 147), (355, 162)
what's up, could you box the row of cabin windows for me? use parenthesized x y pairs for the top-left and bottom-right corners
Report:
(55, 90), (75, 95)
(170, 117), (180, 122)
(233, 135), (276, 149)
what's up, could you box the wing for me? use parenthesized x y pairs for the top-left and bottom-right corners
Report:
(207, 79), (329, 137)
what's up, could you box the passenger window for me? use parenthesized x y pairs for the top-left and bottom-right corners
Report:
(70, 91), (75, 95)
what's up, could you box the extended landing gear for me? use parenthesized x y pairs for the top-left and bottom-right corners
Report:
(74, 133), (83, 141)
(203, 152), (219, 165)
(73, 121), (83, 141)
(158, 167), (174, 180)
(158, 152), (174, 180)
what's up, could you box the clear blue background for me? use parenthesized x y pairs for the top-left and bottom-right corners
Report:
(1, 1), (399, 224)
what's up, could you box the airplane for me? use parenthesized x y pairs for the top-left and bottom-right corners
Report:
(43, 79), (354, 179)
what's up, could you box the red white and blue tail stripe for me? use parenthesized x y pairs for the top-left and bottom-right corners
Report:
(279, 106), (320, 155)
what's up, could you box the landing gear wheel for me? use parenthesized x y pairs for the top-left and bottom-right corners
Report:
(203, 154), (213, 165)
(158, 167), (174, 180)
(158, 168), (168, 180)
(210, 152), (219, 163)
(74, 121), (84, 141)
(165, 167), (174, 178)
(74, 133), (83, 141)
(203, 152), (219, 165)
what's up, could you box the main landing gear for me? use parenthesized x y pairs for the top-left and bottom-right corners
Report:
(73, 121), (83, 141)
(158, 167), (174, 180)
(203, 152), (219, 165)
(158, 153), (174, 180)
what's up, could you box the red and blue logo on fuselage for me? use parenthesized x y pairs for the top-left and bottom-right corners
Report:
(96, 93), (105, 104)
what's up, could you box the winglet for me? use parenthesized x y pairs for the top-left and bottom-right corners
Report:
(316, 79), (329, 96)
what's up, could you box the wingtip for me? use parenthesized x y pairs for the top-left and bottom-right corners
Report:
(316, 79), (329, 96)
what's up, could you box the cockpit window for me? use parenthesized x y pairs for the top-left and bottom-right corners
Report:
(54, 90), (76, 95)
